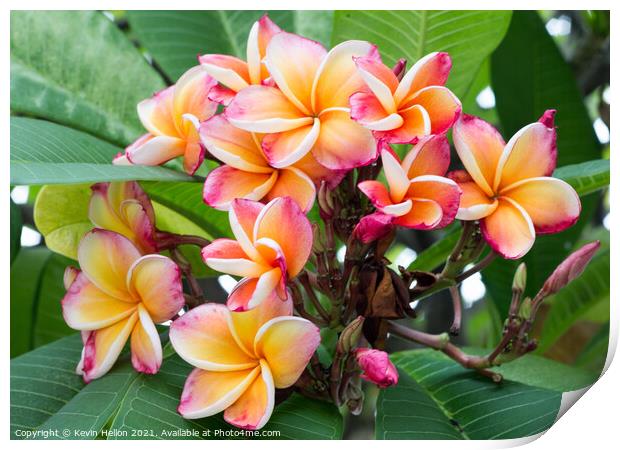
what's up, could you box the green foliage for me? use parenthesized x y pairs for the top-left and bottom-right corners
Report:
(34, 185), (92, 260)
(11, 335), (344, 440)
(485, 11), (604, 318)
(127, 11), (333, 81)
(11, 118), (193, 185)
(407, 226), (459, 271)
(10, 11), (164, 146)
(10, 248), (74, 357)
(553, 159), (610, 197)
(376, 350), (561, 439)
(332, 11), (512, 97)
(537, 245), (610, 353)
(10, 198), (22, 264)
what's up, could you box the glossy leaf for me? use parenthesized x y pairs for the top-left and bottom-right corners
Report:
(376, 349), (561, 439)
(10, 11), (164, 146)
(554, 159), (610, 197)
(12, 335), (344, 440)
(332, 11), (512, 97)
(11, 118), (193, 185)
(407, 226), (459, 271)
(10, 198), (22, 264)
(127, 10), (333, 81)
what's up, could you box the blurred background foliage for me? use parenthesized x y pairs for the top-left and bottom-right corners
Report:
(10, 10), (609, 439)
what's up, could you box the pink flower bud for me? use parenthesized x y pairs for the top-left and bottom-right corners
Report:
(353, 213), (394, 244)
(541, 241), (600, 296)
(355, 348), (399, 388)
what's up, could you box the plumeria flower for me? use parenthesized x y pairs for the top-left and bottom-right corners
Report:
(114, 66), (218, 175)
(200, 115), (344, 212)
(201, 197), (312, 308)
(355, 136), (461, 242)
(226, 32), (379, 171)
(450, 110), (581, 259)
(89, 181), (156, 254)
(170, 288), (320, 429)
(62, 229), (184, 382)
(199, 15), (281, 105)
(350, 52), (461, 144)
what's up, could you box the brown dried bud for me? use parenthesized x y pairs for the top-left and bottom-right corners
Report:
(540, 241), (601, 297)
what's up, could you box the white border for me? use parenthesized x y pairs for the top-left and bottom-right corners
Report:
(2, 1), (617, 449)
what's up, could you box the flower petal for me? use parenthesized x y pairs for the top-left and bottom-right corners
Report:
(261, 118), (320, 168)
(81, 312), (138, 382)
(208, 84), (237, 106)
(199, 54), (250, 92)
(450, 171), (498, 220)
(349, 91), (403, 131)
(380, 147), (409, 203)
(137, 86), (178, 137)
(178, 367), (260, 420)
(130, 304), (163, 374)
(353, 212), (394, 244)
(125, 135), (186, 166)
(495, 111), (557, 191)
(246, 15), (282, 84)
(203, 166), (277, 211)
(312, 109), (377, 170)
(264, 32), (327, 114)
(354, 55), (399, 112)
(229, 198), (269, 264)
(127, 255), (184, 323)
(62, 272), (137, 330)
(201, 238), (270, 278)
(170, 303), (258, 371)
(266, 167), (316, 213)
(200, 115), (270, 173)
(393, 198), (443, 229)
(254, 197), (313, 278)
(406, 175), (462, 228)
(374, 104), (430, 144)
(182, 140), (205, 176)
(404, 86), (461, 135)
(292, 151), (346, 188)
(228, 279), (293, 353)
(119, 200), (157, 253)
(254, 316), (320, 388)
(358, 180), (392, 209)
(224, 360), (275, 430)
(226, 85), (312, 133)
(452, 114), (506, 196)
(77, 230), (141, 301)
(246, 267), (284, 310)
(173, 66), (218, 133)
(402, 134), (451, 179)
(481, 197), (535, 259)
(312, 40), (379, 111)
(394, 52), (452, 106)
(501, 177), (580, 234)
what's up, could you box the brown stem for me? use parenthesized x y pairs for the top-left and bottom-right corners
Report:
(297, 271), (330, 321)
(388, 322), (502, 382)
(156, 231), (211, 250)
(449, 286), (462, 335)
(170, 248), (204, 303)
(455, 251), (497, 283)
(290, 282), (327, 326)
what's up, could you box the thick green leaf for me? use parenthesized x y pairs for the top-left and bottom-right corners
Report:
(14, 335), (343, 440)
(574, 322), (609, 374)
(537, 246), (610, 353)
(10, 248), (74, 357)
(10, 334), (84, 437)
(332, 11), (512, 97)
(34, 185), (92, 260)
(376, 349), (561, 440)
(10, 11), (164, 146)
(11, 118), (193, 185)
(142, 181), (231, 239)
(554, 159), (610, 197)
(127, 11), (333, 81)
(407, 226), (459, 271)
(485, 11), (603, 318)
(10, 198), (22, 264)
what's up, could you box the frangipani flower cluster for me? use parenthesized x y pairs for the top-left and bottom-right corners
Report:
(56, 13), (588, 433)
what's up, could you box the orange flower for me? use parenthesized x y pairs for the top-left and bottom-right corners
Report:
(450, 111), (581, 259)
